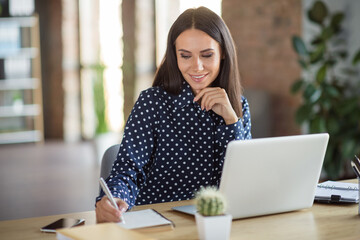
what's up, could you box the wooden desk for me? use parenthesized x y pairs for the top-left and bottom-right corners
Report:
(1, 198), (360, 240)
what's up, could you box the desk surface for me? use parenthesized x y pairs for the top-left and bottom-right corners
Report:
(1, 197), (360, 240)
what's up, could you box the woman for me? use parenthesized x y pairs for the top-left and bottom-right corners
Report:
(96, 6), (252, 223)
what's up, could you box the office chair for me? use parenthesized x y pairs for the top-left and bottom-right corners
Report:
(100, 143), (120, 183)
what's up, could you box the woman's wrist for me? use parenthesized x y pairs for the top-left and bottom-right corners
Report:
(224, 113), (238, 125)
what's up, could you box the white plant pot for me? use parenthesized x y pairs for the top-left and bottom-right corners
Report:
(195, 212), (232, 240)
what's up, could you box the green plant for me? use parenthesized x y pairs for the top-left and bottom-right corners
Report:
(291, 0), (360, 179)
(195, 186), (226, 216)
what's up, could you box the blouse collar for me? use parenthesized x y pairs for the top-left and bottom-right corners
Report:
(171, 81), (195, 110)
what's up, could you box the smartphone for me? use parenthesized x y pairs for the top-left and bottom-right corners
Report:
(40, 218), (85, 233)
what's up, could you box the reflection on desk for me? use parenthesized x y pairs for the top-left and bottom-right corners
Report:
(1, 187), (360, 239)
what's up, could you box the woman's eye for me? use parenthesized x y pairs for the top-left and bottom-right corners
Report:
(180, 55), (191, 59)
(202, 53), (213, 58)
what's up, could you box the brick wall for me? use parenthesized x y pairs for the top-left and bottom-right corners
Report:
(222, 0), (302, 137)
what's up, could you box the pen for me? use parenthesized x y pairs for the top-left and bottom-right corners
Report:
(354, 155), (360, 172)
(99, 177), (126, 224)
(350, 161), (360, 178)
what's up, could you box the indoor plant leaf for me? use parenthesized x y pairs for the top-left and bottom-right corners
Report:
(308, 1), (328, 25)
(324, 85), (340, 98)
(310, 44), (325, 64)
(303, 83), (317, 100)
(309, 89), (322, 103)
(295, 104), (312, 124)
(316, 64), (327, 84)
(330, 12), (344, 33)
(352, 49), (360, 65)
(311, 36), (323, 46)
(291, 79), (305, 94)
(298, 59), (309, 69)
(310, 117), (327, 133)
(327, 117), (340, 135)
(292, 36), (308, 57)
(321, 26), (333, 40)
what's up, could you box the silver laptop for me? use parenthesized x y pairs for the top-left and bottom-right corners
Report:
(172, 133), (329, 219)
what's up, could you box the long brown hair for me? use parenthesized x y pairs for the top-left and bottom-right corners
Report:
(153, 7), (243, 117)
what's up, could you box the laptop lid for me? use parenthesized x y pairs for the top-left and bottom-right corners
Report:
(219, 133), (329, 219)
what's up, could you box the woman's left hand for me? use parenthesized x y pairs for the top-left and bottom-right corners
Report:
(193, 87), (238, 125)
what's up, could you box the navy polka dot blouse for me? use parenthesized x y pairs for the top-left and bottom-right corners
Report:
(96, 81), (252, 209)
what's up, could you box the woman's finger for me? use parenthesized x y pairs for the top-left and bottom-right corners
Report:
(193, 87), (220, 103)
(96, 197), (123, 223)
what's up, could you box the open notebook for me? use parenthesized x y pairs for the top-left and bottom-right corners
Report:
(117, 209), (174, 231)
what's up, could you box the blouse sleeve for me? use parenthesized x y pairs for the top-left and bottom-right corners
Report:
(96, 89), (158, 209)
(215, 96), (252, 148)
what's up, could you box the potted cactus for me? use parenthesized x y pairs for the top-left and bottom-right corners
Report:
(195, 186), (232, 240)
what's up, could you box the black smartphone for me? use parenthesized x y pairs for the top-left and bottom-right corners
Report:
(40, 218), (85, 233)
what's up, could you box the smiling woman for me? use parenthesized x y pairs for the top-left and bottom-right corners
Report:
(95, 6), (252, 224)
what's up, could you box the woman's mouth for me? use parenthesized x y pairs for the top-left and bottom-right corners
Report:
(190, 73), (208, 82)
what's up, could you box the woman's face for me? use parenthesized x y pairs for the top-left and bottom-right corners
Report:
(175, 28), (222, 94)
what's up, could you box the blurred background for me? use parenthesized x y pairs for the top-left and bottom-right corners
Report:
(0, 0), (359, 221)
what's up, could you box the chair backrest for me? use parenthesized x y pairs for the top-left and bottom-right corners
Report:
(100, 144), (120, 180)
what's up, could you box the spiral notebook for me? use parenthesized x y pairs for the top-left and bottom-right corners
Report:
(315, 181), (359, 203)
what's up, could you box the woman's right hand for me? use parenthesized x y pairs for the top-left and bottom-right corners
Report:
(95, 196), (129, 223)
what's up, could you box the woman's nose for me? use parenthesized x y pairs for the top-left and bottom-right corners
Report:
(192, 57), (204, 71)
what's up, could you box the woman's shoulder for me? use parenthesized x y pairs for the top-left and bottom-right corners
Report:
(137, 86), (172, 104)
(241, 95), (249, 104)
(241, 95), (250, 110)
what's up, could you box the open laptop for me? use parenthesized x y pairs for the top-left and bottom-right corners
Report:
(172, 133), (329, 219)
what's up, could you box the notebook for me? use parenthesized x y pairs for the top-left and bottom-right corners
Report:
(117, 209), (174, 231)
(173, 133), (329, 219)
(315, 180), (359, 203)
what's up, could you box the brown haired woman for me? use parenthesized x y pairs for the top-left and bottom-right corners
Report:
(96, 6), (252, 223)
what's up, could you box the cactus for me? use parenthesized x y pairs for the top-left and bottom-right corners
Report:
(195, 186), (226, 216)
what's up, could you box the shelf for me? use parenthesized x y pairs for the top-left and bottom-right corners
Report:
(0, 47), (38, 58)
(0, 130), (42, 144)
(0, 104), (41, 117)
(0, 16), (38, 27)
(0, 78), (39, 90)
(0, 15), (43, 144)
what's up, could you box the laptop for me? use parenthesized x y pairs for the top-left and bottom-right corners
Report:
(172, 133), (329, 219)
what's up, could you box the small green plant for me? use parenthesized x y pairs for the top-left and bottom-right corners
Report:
(195, 186), (226, 216)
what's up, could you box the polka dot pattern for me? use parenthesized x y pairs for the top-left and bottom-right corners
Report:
(96, 81), (252, 209)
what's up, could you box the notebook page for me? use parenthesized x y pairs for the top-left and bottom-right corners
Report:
(117, 209), (173, 229)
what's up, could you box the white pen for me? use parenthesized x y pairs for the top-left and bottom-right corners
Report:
(99, 177), (126, 224)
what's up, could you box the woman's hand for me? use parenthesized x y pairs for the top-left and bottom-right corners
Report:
(95, 196), (128, 223)
(193, 87), (238, 125)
